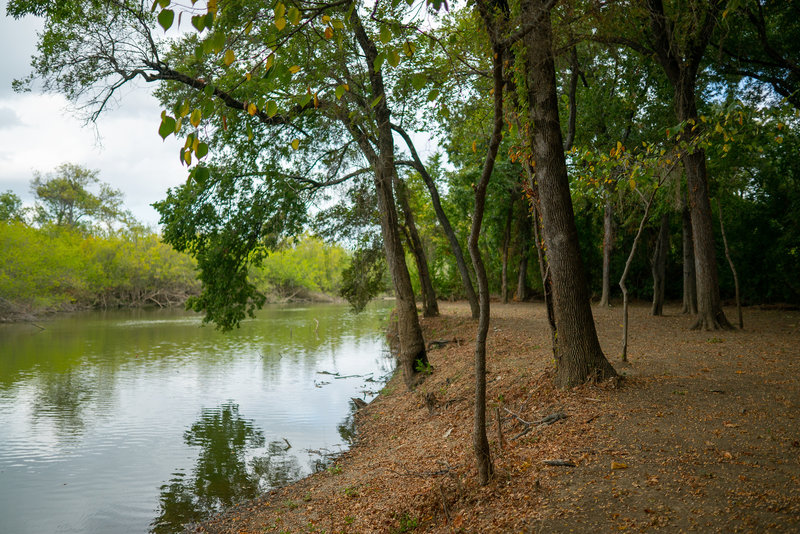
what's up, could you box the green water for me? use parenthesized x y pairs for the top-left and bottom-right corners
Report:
(0, 302), (393, 533)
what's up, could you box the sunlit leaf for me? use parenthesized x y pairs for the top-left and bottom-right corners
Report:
(190, 108), (202, 127)
(223, 49), (235, 66)
(247, 102), (258, 115)
(335, 85), (345, 100)
(274, 3), (286, 18)
(266, 100), (278, 117)
(291, 138), (300, 150)
(402, 41), (415, 57)
(289, 65), (301, 74)
(275, 17), (286, 30)
(370, 95), (383, 108)
(324, 26), (334, 39)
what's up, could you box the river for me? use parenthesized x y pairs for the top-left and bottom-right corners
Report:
(0, 302), (393, 533)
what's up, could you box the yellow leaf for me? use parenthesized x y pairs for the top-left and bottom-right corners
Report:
(776, 136), (784, 144)
(190, 108), (202, 128)
(246, 72), (252, 81)
(291, 138), (300, 150)
(715, 123), (724, 134)
(777, 122), (784, 130)
(274, 2), (286, 18)
(266, 54), (275, 70)
(616, 140), (623, 154)
(611, 461), (628, 470)
(192, 137), (199, 152)
(629, 179), (636, 190)
(184, 150), (192, 165)
(224, 49), (235, 66)
(248, 102), (258, 115)
(471, 140), (476, 153)
(324, 26), (333, 39)
(275, 17), (286, 30)
(289, 65), (300, 74)
(322, 14), (331, 23)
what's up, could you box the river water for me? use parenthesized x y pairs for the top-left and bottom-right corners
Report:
(0, 302), (393, 533)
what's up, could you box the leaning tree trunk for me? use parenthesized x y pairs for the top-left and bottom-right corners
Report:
(522, 0), (616, 387)
(651, 213), (670, 316)
(716, 198), (743, 328)
(681, 193), (698, 314)
(395, 175), (439, 317)
(351, 12), (428, 389)
(599, 197), (615, 307)
(392, 126), (479, 318)
(501, 191), (514, 303)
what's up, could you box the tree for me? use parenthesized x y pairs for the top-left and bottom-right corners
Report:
(30, 163), (126, 231)
(520, 0), (617, 387)
(0, 191), (25, 222)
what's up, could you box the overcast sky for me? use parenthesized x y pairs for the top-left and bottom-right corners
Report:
(0, 7), (187, 228)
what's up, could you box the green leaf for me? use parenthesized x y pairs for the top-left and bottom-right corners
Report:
(275, 17), (286, 30)
(196, 142), (209, 159)
(266, 100), (278, 117)
(427, 89), (440, 102)
(246, 124), (254, 141)
(191, 15), (206, 32)
(388, 50), (400, 67)
(194, 166), (210, 184)
(300, 93), (313, 107)
(370, 95), (383, 108)
(335, 85), (345, 100)
(158, 9), (175, 31)
(274, 2), (286, 19)
(412, 73), (426, 90)
(159, 116), (176, 139)
(204, 84), (215, 97)
(373, 52), (386, 72)
(380, 26), (392, 44)
(288, 7), (301, 25)
(402, 41), (415, 57)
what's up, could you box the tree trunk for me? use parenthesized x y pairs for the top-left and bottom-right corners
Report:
(651, 213), (669, 316)
(522, 0), (616, 387)
(351, 12), (428, 389)
(515, 203), (531, 301)
(501, 191), (514, 304)
(599, 197), (614, 307)
(392, 126), (480, 318)
(681, 194), (698, 314)
(395, 176), (439, 317)
(716, 198), (743, 328)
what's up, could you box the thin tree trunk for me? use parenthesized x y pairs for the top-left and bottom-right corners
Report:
(515, 204), (531, 301)
(467, 12), (504, 484)
(394, 175), (438, 317)
(392, 126), (479, 318)
(651, 213), (670, 316)
(599, 197), (614, 307)
(501, 191), (515, 304)
(620, 191), (659, 361)
(681, 192), (698, 314)
(716, 198), (743, 328)
(351, 12), (428, 389)
(522, 0), (616, 387)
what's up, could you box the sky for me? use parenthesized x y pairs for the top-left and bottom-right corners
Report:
(0, 8), (187, 228)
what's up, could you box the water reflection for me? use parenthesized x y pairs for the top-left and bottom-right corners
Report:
(151, 403), (304, 534)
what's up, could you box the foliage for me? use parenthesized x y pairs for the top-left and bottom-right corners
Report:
(339, 240), (388, 313)
(0, 191), (26, 222)
(30, 163), (129, 231)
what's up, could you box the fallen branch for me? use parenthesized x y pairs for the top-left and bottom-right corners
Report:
(542, 459), (576, 467)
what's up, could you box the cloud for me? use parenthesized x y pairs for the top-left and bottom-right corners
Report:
(0, 107), (23, 129)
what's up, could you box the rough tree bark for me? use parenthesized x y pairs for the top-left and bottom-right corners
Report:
(394, 175), (439, 317)
(351, 12), (429, 389)
(522, 0), (616, 387)
(651, 213), (670, 316)
(681, 192), (698, 314)
(599, 197), (615, 307)
(645, 0), (732, 330)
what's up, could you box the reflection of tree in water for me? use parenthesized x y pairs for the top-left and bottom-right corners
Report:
(150, 402), (301, 534)
(31, 370), (94, 438)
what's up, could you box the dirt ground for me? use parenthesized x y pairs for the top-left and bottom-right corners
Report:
(195, 301), (800, 533)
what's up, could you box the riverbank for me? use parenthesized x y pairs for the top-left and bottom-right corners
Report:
(196, 301), (800, 533)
